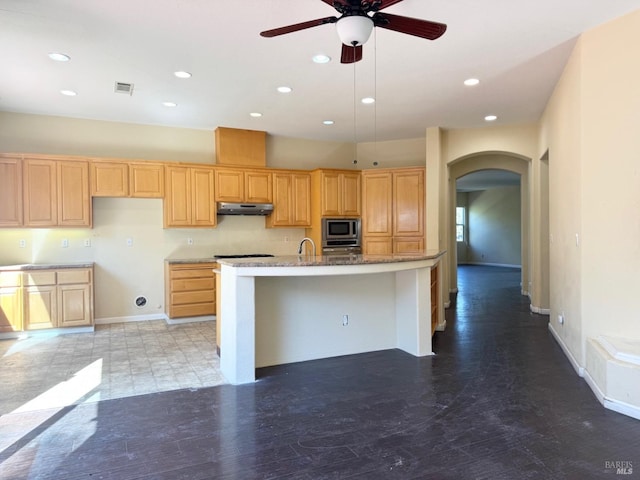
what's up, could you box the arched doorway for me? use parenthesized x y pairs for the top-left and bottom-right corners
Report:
(447, 152), (531, 303)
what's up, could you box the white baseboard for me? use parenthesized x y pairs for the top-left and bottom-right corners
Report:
(582, 368), (605, 404)
(530, 304), (550, 315)
(604, 398), (640, 421)
(95, 313), (168, 325)
(95, 313), (216, 325)
(449, 287), (459, 294)
(548, 323), (584, 376)
(444, 300), (451, 308)
(435, 319), (447, 332)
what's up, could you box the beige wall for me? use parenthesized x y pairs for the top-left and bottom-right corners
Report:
(466, 186), (522, 266)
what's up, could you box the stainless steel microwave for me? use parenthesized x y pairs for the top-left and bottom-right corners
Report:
(322, 218), (361, 247)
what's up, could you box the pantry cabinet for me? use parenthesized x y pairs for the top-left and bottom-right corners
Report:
(164, 165), (216, 227)
(362, 167), (425, 255)
(267, 171), (311, 227)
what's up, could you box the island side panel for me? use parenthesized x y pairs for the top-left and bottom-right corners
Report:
(395, 266), (433, 357)
(254, 273), (397, 368)
(220, 264), (256, 384)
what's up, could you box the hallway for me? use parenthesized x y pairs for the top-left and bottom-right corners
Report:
(1, 266), (638, 479)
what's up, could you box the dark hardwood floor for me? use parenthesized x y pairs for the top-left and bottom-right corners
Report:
(1, 265), (638, 479)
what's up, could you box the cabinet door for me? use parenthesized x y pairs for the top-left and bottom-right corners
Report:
(363, 237), (393, 255)
(164, 166), (192, 227)
(321, 172), (341, 216)
(23, 159), (57, 226)
(24, 285), (57, 329)
(341, 172), (361, 216)
(91, 161), (129, 197)
(191, 168), (216, 226)
(130, 163), (164, 198)
(0, 286), (22, 332)
(0, 158), (23, 226)
(58, 284), (92, 327)
(215, 169), (244, 202)
(58, 161), (91, 227)
(291, 174), (311, 226)
(245, 171), (272, 203)
(393, 169), (424, 237)
(362, 172), (392, 236)
(268, 173), (293, 226)
(393, 237), (425, 255)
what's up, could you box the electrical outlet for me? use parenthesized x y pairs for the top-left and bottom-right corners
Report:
(84, 239), (91, 247)
(61, 238), (69, 248)
(126, 238), (133, 247)
(19, 239), (26, 248)
(558, 313), (565, 325)
(187, 237), (194, 245)
(284, 236), (289, 242)
(342, 314), (349, 326)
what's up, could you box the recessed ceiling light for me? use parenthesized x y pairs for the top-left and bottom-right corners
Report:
(277, 86), (292, 93)
(250, 112), (262, 118)
(60, 89), (77, 96)
(361, 97), (375, 104)
(174, 71), (192, 79)
(49, 52), (70, 62)
(484, 115), (497, 121)
(323, 120), (334, 125)
(464, 78), (480, 86)
(312, 54), (331, 64)
(163, 101), (177, 107)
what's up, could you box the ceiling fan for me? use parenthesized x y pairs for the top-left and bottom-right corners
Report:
(260, 0), (447, 64)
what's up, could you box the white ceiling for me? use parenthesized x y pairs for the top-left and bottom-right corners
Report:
(2, 0), (639, 143)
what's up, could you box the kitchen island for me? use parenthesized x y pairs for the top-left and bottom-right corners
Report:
(217, 252), (445, 384)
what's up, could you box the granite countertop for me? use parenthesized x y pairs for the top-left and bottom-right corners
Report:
(216, 251), (445, 268)
(0, 262), (94, 271)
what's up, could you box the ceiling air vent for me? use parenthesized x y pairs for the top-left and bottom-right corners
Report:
(114, 82), (134, 95)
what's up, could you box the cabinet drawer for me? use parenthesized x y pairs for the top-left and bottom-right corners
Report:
(57, 269), (90, 285)
(393, 237), (424, 255)
(171, 290), (215, 305)
(170, 267), (216, 279)
(171, 302), (216, 318)
(171, 278), (215, 292)
(0, 272), (21, 288)
(23, 271), (56, 286)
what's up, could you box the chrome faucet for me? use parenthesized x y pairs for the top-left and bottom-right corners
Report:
(297, 237), (316, 257)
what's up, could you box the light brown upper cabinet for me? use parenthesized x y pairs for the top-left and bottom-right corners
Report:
(362, 167), (425, 255)
(22, 158), (91, 228)
(0, 157), (23, 227)
(312, 169), (361, 217)
(164, 165), (216, 228)
(91, 160), (164, 198)
(266, 171), (311, 228)
(215, 167), (272, 203)
(215, 127), (266, 167)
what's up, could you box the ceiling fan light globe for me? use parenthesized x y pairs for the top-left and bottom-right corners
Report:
(336, 16), (374, 46)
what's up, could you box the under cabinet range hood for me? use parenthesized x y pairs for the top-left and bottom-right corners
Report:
(217, 202), (273, 216)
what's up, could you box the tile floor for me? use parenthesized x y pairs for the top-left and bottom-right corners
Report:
(0, 320), (224, 415)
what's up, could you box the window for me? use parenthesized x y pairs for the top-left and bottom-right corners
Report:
(456, 207), (465, 242)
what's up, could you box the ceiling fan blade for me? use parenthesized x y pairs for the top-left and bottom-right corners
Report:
(372, 12), (446, 40)
(260, 16), (337, 38)
(341, 44), (363, 64)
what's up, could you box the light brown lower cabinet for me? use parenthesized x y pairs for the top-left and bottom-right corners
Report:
(165, 262), (216, 318)
(23, 268), (93, 330)
(0, 267), (93, 332)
